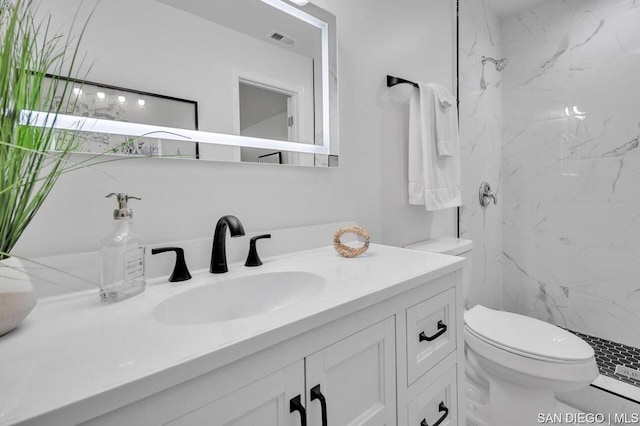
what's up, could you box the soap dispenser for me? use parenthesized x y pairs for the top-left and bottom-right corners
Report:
(99, 193), (146, 302)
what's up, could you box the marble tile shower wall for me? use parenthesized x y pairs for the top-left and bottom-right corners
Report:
(501, 0), (640, 347)
(459, 0), (503, 310)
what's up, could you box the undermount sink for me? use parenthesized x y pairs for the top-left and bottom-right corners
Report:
(153, 271), (326, 325)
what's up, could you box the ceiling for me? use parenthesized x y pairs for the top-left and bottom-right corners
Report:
(158, 0), (322, 60)
(489, 0), (552, 17)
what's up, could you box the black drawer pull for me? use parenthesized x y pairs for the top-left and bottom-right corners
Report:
(419, 320), (447, 342)
(290, 395), (307, 426)
(420, 402), (449, 426)
(310, 384), (328, 426)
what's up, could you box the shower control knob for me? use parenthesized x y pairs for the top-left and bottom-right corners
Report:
(479, 182), (497, 207)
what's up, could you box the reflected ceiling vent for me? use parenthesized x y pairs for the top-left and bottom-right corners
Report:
(268, 30), (296, 46)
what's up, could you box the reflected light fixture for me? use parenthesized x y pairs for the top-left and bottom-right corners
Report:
(72, 88), (82, 96)
(137, 99), (145, 107)
(289, 0), (309, 5)
(96, 92), (106, 100)
(117, 96), (126, 104)
(565, 105), (586, 119)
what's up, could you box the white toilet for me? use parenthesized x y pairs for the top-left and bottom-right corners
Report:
(405, 237), (599, 426)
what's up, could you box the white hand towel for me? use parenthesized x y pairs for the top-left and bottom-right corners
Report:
(427, 83), (458, 157)
(408, 83), (462, 211)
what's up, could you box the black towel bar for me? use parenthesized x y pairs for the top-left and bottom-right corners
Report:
(387, 75), (419, 88)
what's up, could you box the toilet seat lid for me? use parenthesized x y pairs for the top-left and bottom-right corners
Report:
(464, 305), (594, 362)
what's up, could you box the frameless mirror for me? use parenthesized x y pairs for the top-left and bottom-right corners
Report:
(31, 0), (338, 167)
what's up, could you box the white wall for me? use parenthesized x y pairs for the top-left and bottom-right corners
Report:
(327, 0), (458, 247)
(458, 0), (504, 310)
(501, 0), (640, 347)
(241, 111), (289, 142)
(14, 0), (457, 261)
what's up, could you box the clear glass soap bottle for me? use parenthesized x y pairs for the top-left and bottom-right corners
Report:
(99, 193), (146, 302)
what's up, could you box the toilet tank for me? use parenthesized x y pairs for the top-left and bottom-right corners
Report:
(404, 237), (473, 308)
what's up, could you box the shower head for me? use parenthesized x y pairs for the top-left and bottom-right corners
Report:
(496, 58), (509, 71)
(482, 56), (509, 71)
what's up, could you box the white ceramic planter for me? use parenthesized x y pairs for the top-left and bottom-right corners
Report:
(0, 257), (37, 337)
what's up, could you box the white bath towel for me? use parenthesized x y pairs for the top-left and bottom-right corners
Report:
(408, 83), (462, 211)
(427, 83), (457, 157)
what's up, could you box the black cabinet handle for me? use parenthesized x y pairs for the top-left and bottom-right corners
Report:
(419, 320), (447, 342)
(290, 395), (307, 426)
(420, 402), (449, 426)
(310, 384), (328, 426)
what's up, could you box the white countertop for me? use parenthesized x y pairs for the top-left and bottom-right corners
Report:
(0, 244), (464, 425)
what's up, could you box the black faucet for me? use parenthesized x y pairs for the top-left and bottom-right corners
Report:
(210, 215), (245, 274)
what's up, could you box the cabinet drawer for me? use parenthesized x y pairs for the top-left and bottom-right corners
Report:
(408, 366), (458, 426)
(406, 287), (456, 385)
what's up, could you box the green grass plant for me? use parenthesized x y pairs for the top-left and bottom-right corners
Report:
(0, 0), (87, 260)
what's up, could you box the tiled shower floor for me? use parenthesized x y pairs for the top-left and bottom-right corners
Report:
(568, 329), (640, 389)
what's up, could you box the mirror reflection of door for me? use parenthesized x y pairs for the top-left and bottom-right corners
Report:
(238, 78), (301, 164)
(238, 80), (297, 142)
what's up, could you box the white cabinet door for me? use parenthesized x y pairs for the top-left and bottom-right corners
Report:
(167, 360), (306, 426)
(305, 317), (396, 426)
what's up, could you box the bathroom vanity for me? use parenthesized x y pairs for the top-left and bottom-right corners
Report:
(0, 245), (464, 425)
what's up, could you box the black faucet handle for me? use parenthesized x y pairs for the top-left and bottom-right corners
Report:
(151, 247), (192, 282)
(245, 234), (271, 267)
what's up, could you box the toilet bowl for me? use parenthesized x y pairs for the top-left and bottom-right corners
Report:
(465, 305), (598, 426)
(405, 238), (599, 426)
